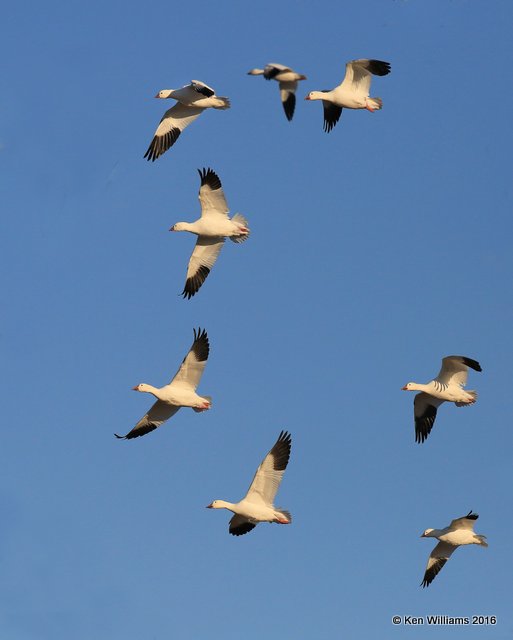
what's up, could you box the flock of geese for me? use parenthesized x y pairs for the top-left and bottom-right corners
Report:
(118, 58), (487, 588)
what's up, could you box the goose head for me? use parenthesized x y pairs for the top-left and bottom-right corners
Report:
(169, 222), (189, 232)
(305, 91), (324, 101)
(155, 89), (174, 99)
(132, 383), (153, 393)
(206, 500), (228, 509)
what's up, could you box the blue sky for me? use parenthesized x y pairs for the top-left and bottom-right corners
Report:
(2, 0), (513, 638)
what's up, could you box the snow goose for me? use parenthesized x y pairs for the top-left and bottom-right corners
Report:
(305, 58), (391, 132)
(247, 63), (307, 121)
(115, 328), (211, 440)
(170, 168), (250, 299)
(402, 355), (482, 443)
(420, 511), (488, 587)
(207, 431), (292, 536)
(144, 80), (230, 161)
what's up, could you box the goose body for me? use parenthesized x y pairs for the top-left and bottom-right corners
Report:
(402, 355), (482, 443)
(305, 58), (391, 132)
(115, 328), (211, 440)
(144, 80), (230, 161)
(207, 431), (292, 536)
(248, 63), (307, 121)
(420, 511), (488, 587)
(171, 168), (249, 299)
(402, 356), (482, 442)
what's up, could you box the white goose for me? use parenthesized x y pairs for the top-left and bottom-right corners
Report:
(115, 328), (211, 440)
(144, 80), (230, 161)
(421, 511), (488, 588)
(207, 431), (292, 536)
(402, 355), (482, 443)
(247, 63), (307, 121)
(305, 58), (391, 132)
(170, 168), (250, 299)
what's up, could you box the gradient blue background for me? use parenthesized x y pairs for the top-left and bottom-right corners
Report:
(2, 0), (512, 638)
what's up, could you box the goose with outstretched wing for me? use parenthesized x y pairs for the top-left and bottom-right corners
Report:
(305, 58), (390, 132)
(170, 168), (249, 298)
(115, 328), (211, 440)
(207, 431), (292, 536)
(421, 511), (488, 587)
(402, 355), (482, 443)
(144, 81), (230, 161)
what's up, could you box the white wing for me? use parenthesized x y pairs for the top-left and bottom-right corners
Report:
(169, 328), (210, 390)
(436, 355), (482, 387)
(144, 103), (203, 161)
(449, 511), (479, 531)
(339, 59), (391, 98)
(244, 431), (292, 505)
(197, 168), (229, 218)
(115, 401), (181, 440)
(181, 237), (225, 299)
(421, 541), (456, 587)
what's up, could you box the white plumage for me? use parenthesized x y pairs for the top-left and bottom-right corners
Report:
(207, 431), (292, 536)
(248, 63), (307, 121)
(144, 81), (230, 161)
(305, 58), (391, 132)
(420, 511), (488, 587)
(170, 168), (250, 298)
(115, 328), (211, 440)
(402, 355), (482, 443)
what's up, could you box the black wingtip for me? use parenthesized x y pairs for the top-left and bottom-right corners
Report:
(277, 430), (292, 445)
(461, 357), (482, 372)
(229, 522), (256, 536)
(263, 66), (280, 81)
(182, 265), (211, 299)
(367, 60), (392, 76)
(117, 422), (159, 440)
(322, 102), (342, 133)
(465, 510), (479, 520)
(198, 168), (222, 190)
(421, 557), (447, 588)
(271, 431), (292, 471)
(282, 93), (295, 121)
(144, 128), (181, 161)
(181, 287), (195, 300)
(192, 82), (215, 97)
(414, 403), (437, 444)
(191, 327), (210, 361)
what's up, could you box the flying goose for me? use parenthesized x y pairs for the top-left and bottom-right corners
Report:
(421, 511), (488, 587)
(305, 58), (391, 132)
(402, 355), (482, 443)
(247, 63), (307, 121)
(170, 168), (250, 299)
(115, 328), (211, 440)
(144, 80), (230, 161)
(207, 431), (292, 536)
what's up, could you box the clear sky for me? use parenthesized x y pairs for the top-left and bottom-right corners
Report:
(2, 0), (513, 638)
